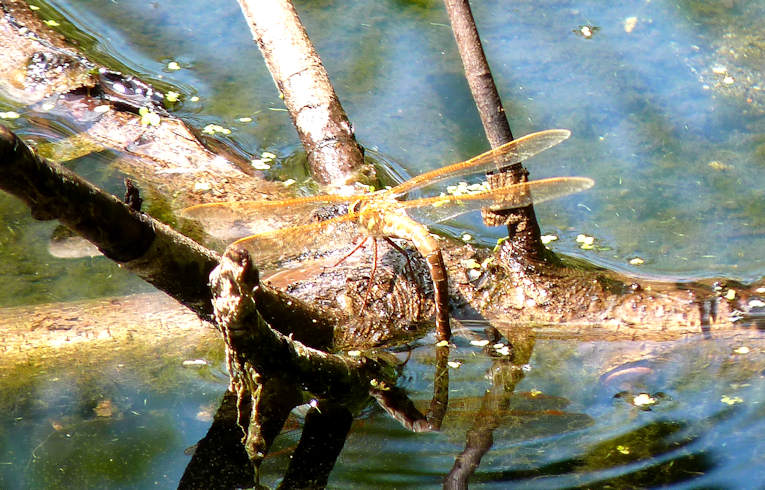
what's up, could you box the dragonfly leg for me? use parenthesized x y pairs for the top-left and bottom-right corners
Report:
(333, 236), (369, 267)
(383, 236), (417, 284)
(359, 238), (379, 314)
(332, 236), (378, 315)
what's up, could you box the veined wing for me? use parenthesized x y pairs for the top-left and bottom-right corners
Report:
(403, 176), (594, 225)
(231, 176), (593, 269)
(230, 212), (363, 270)
(389, 129), (571, 197)
(180, 193), (362, 242)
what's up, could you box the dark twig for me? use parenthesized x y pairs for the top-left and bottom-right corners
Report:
(442, 0), (546, 259)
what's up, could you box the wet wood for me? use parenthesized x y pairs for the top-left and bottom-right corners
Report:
(0, 292), (218, 369)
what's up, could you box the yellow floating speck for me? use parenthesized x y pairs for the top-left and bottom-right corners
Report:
(167, 61), (181, 71)
(541, 234), (558, 245)
(623, 16), (637, 33)
(721, 395), (743, 405)
(733, 346), (750, 355)
(576, 234), (595, 246)
(447, 361), (462, 369)
(470, 339), (489, 347)
(139, 107), (161, 127)
(633, 393), (656, 407)
(202, 124), (231, 135)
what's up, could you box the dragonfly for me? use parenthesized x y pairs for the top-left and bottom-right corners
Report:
(182, 129), (594, 341)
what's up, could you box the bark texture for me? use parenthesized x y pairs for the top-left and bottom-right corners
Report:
(236, 0), (370, 188)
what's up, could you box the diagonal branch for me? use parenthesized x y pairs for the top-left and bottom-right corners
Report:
(236, 0), (370, 188)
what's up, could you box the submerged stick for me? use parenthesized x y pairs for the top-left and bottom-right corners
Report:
(0, 124), (219, 318)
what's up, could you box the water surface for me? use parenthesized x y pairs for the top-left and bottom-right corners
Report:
(1, 0), (763, 487)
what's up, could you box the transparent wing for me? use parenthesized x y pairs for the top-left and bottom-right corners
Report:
(404, 176), (594, 225)
(180, 194), (359, 242)
(390, 129), (571, 196)
(180, 129), (570, 240)
(230, 213), (363, 270)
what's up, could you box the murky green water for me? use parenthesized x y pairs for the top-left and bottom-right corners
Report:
(1, 0), (764, 487)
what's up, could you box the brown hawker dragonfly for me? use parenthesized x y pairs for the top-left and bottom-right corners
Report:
(182, 129), (594, 340)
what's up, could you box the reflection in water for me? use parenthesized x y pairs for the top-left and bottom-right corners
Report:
(2, 322), (765, 487)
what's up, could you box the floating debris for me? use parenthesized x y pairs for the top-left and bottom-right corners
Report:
(623, 16), (638, 33)
(574, 25), (599, 39)
(139, 107), (161, 127)
(541, 234), (558, 245)
(576, 233), (595, 249)
(721, 395), (743, 406)
(182, 359), (208, 367)
(632, 393), (656, 407)
(202, 123), (231, 135)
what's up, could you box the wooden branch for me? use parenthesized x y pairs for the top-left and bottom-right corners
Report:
(0, 123), (337, 346)
(0, 124), (219, 318)
(442, 0), (546, 259)
(212, 248), (396, 400)
(442, 0), (513, 149)
(236, 0), (370, 188)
